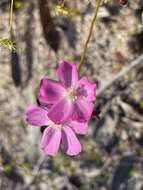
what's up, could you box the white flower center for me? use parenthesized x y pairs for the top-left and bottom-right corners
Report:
(54, 124), (63, 128)
(48, 120), (63, 128)
(64, 87), (77, 102)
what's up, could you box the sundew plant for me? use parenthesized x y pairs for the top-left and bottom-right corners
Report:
(0, 0), (128, 156)
(25, 0), (102, 156)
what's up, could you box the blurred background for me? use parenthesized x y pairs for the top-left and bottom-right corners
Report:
(0, 0), (143, 190)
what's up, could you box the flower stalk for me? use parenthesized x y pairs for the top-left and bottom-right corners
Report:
(9, 0), (14, 33)
(78, 0), (102, 72)
(61, 0), (66, 7)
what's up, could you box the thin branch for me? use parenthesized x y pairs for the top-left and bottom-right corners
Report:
(78, 0), (102, 72)
(97, 54), (143, 97)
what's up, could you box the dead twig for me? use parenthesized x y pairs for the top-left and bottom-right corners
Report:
(97, 54), (143, 97)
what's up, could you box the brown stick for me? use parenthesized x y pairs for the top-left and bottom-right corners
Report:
(97, 54), (143, 97)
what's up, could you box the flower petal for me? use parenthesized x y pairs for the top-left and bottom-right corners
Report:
(62, 126), (82, 156)
(57, 61), (78, 88)
(72, 99), (94, 122)
(77, 77), (96, 102)
(38, 78), (65, 106)
(25, 104), (49, 126)
(40, 126), (61, 156)
(48, 99), (73, 124)
(69, 120), (88, 135)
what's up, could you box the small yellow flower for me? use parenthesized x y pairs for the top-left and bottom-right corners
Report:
(0, 38), (17, 51)
(102, 0), (109, 4)
(54, 5), (70, 16)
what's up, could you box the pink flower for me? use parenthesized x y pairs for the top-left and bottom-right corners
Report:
(38, 61), (96, 123)
(25, 104), (88, 156)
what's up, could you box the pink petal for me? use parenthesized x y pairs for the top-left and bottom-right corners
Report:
(69, 120), (88, 135)
(72, 99), (94, 122)
(57, 61), (78, 88)
(40, 126), (61, 156)
(25, 104), (49, 126)
(38, 78), (65, 106)
(62, 126), (82, 156)
(48, 99), (73, 124)
(77, 77), (96, 102)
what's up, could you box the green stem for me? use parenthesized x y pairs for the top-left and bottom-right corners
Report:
(78, 0), (102, 72)
(9, 0), (14, 33)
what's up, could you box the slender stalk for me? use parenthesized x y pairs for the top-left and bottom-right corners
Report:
(61, 0), (66, 7)
(78, 0), (102, 72)
(9, 0), (14, 33)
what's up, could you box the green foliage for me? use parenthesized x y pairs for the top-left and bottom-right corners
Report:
(14, 1), (23, 9)
(84, 149), (103, 167)
(139, 100), (143, 109)
(4, 164), (13, 173)
(129, 165), (136, 177)
(20, 120), (27, 129)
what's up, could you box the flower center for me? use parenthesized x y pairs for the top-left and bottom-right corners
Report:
(54, 124), (63, 128)
(48, 120), (63, 128)
(64, 87), (77, 102)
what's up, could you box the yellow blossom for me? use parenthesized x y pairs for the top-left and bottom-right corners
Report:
(54, 5), (70, 16)
(0, 38), (17, 51)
